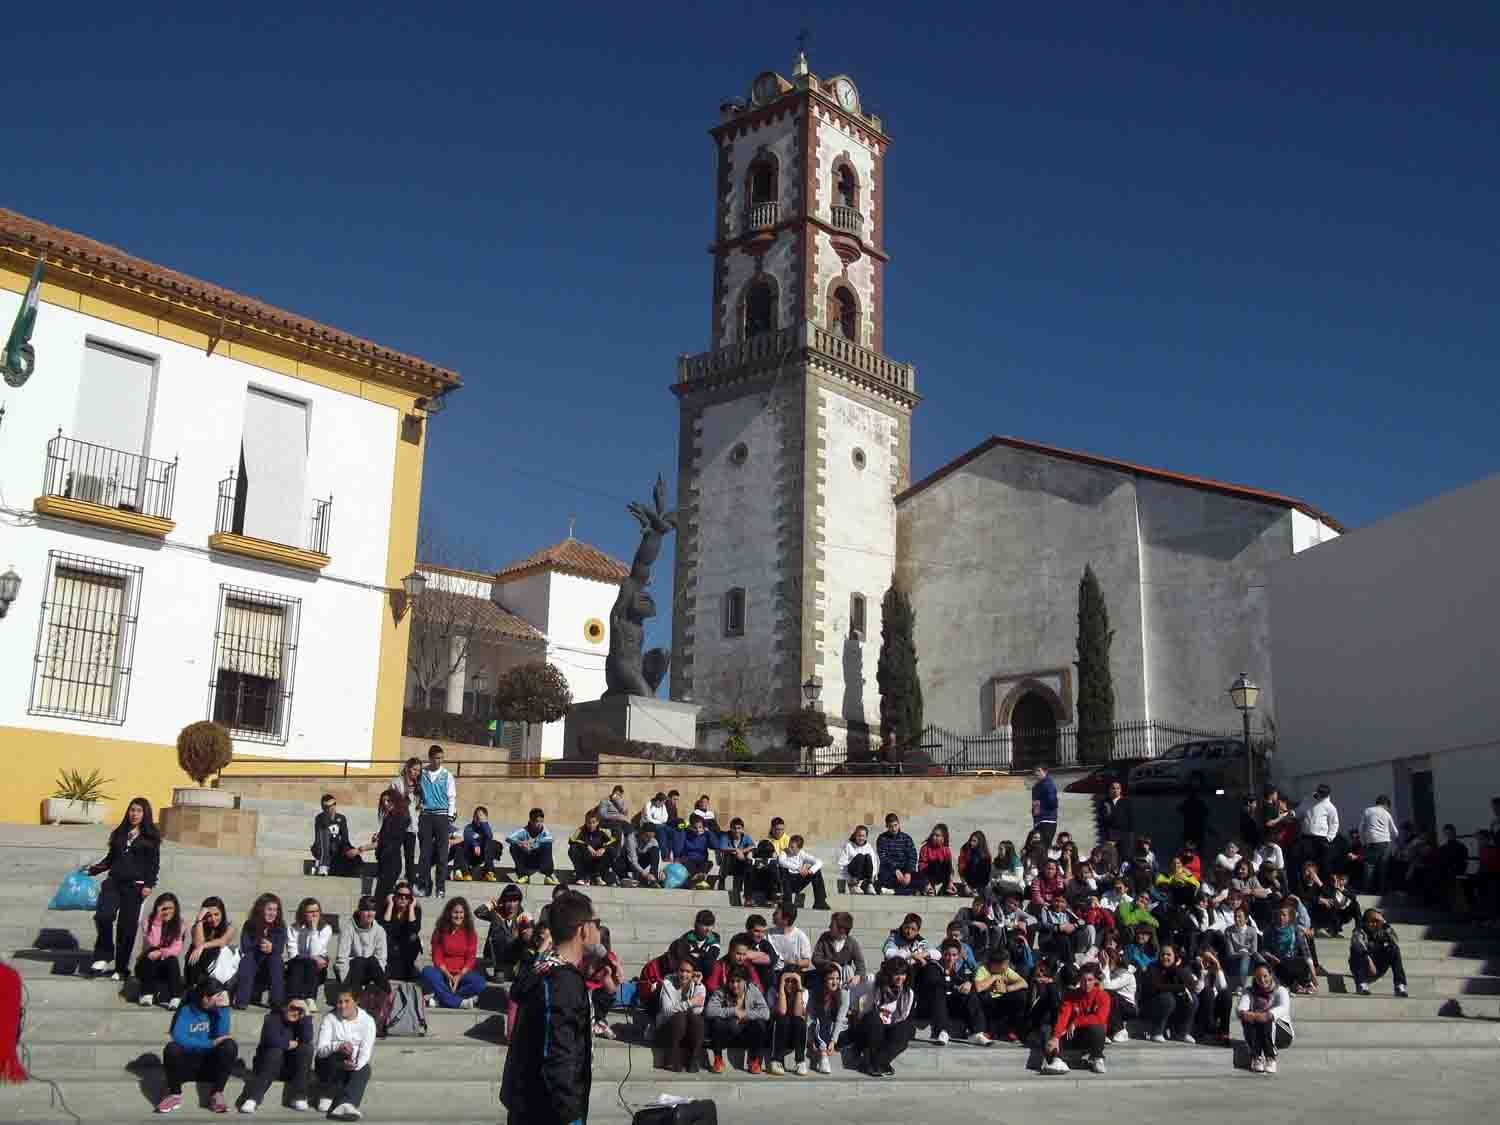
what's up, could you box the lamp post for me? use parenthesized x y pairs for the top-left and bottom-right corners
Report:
(0, 566), (21, 619)
(395, 569), (427, 622)
(1229, 672), (1260, 795)
(801, 674), (823, 710)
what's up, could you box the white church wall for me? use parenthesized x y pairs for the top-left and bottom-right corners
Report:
(722, 113), (802, 242)
(722, 239), (797, 343)
(1291, 509), (1340, 554)
(1270, 473), (1500, 832)
(815, 385), (897, 731)
(1135, 479), (1295, 733)
(897, 444), (1149, 734)
(813, 104), (879, 230)
(688, 391), (788, 720)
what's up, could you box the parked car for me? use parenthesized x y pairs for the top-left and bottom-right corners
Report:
(1063, 760), (1152, 795)
(1127, 740), (1247, 793)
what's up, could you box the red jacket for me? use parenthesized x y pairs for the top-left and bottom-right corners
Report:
(1053, 986), (1111, 1039)
(637, 953), (673, 1006)
(705, 956), (767, 995)
(430, 926), (478, 975)
(918, 843), (953, 873)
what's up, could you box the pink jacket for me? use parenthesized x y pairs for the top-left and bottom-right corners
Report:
(140, 914), (185, 958)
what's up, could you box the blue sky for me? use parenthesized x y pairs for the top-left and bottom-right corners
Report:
(6, 4), (1497, 656)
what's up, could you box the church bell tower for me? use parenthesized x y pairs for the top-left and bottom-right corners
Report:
(671, 51), (920, 746)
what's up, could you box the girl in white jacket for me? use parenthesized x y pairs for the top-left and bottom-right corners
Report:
(286, 898), (336, 1011)
(837, 826), (879, 895)
(314, 988), (376, 1118)
(1237, 964), (1293, 1075)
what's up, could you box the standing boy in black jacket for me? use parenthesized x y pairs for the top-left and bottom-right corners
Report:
(501, 891), (597, 1125)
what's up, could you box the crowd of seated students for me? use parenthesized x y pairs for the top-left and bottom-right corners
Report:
(114, 773), (1490, 1111)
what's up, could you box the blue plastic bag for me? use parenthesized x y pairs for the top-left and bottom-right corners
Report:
(49, 868), (100, 911)
(662, 863), (689, 890)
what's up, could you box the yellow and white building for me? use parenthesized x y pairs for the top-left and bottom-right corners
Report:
(0, 207), (459, 823)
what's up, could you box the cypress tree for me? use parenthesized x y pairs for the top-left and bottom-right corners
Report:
(877, 579), (925, 755)
(1075, 564), (1116, 764)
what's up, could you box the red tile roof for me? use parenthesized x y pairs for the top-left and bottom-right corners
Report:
(895, 435), (1344, 532)
(496, 538), (631, 585)
(0, 206), (460, 391)
(413, 589), (544, 643)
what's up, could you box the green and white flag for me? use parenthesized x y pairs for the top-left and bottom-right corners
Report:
(4, 255), (45, 387)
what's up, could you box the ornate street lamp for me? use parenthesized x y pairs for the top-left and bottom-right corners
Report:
(393, 569), (427, 623)
(0, 566), (20, 619)
(802, 674), (823, 709)
(1229, 672), (1260, 794)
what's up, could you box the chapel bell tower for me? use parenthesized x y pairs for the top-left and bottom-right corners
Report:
(671, 50), (921, 747)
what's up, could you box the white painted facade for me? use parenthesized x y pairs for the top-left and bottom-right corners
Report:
(721, 117), (801, 244)
(0, 290), (399, 761)
(406, 558), (619, 760)
(1269, 473), (1500, 836)
(684, 391), (790, 715)
(815, 385), (897, 728)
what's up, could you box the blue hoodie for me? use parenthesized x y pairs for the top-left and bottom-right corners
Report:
(463, 821), (494, 853)
(170, 1001), (230, 1052)
(506, 824), (553, 848)
(678, 828), (710, 863)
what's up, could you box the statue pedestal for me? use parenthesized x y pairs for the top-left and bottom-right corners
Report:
(562, 696), (701, 768)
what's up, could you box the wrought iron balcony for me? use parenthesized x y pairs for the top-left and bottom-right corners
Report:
(830, 204), (864, 235)
(211, 471), (333, 571)
(35, 430), (178, 536)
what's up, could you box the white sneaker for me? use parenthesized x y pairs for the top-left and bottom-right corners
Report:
(1264, 1058), (1278, 1075)
(1088, 1055), (1106, 1074)
(316, 865), (329, 876)
(167, 998), (180, 1011)
(876, 886), (892, 895)
(935, 1030), (950, 1045)
(1249, 1055), (1266, 1073)
(1150, 1034), (1168, 1042)
(817, 1055), (832, 1074)
(970, 1032), (993, 1046)
(316, 1099), (333, 1113)
(289, 1099), (309, 1111)
(1356, 982), (1371, 995)
(139, 993), (154, 1007)
(239, 1099), (257, 1115)
(110, 971), (123, 982)
(329, 1107), (359, 1121)
(850, 884), (864, 895)
(1110, 1028), (1129, 1043)
(461, 996), (478, 1009)
(769, 1061), (785, 1075)
(1041, 1055), (1070, 1074)
(90, 959), (111, 974)
(795, 1060), (810, 1075)
(1180, 1034), (1196, 1045)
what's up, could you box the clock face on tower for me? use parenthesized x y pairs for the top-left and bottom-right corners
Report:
(753, 74), (780, 104)
(833, 78), (858, 112)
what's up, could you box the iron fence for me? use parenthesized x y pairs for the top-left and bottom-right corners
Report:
(216, 469), (333, 554)
(923, 719), (1241, 773)
(42, 430), (177, 520)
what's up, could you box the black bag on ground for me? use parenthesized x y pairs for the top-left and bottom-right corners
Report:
(633, 1100), (718, 1124)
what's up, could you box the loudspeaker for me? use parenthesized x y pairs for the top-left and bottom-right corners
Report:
(632, 1099), (718, 1125)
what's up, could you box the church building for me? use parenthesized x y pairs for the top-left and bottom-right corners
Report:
(671, 55), (1341, 757)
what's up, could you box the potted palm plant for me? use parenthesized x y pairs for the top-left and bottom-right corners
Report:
(44, 769), (114, 825)
(172, 720), (237, 808)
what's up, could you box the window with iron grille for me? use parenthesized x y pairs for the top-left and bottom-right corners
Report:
(208, 584), (301, 744)
(29, 551), (143, 723)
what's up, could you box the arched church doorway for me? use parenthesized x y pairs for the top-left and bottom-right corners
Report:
(1011, 691), (1060, 769)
